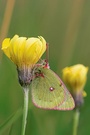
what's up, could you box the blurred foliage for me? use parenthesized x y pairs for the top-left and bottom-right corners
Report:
(0, 0), (90, 135)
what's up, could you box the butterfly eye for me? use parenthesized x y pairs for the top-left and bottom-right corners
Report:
(49, 87), (55, 91)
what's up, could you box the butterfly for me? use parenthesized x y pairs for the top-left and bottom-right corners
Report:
(30, 60), (75, 110)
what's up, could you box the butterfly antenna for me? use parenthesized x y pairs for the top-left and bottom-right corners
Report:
(44, 43), (50, 68)
(46, 43), (49, 63)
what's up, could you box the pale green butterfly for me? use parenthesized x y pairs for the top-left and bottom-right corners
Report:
(31, 60), (75, 110)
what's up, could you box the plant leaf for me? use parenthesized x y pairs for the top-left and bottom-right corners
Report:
(0, 107), (22, 134)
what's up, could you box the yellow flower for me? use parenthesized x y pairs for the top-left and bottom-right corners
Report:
(2, 35), (46, 69)
(62, 64), (88, 107)
(62, 64), (88, 92)
(2, 35), (46, 86)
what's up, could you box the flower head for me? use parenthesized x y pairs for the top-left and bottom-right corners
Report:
(62, 64), (88, 91)
(62, 64), (88, 107)
(2, 35), (46, 86)
(2, 35), (46, 69)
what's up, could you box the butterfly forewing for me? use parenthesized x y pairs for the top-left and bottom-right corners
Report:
(31, 67), (66, 109)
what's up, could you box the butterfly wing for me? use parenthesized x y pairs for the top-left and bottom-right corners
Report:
(49, 71), (75, 110)
(31, 67), (75, 110)
(31, 67), (65, 109)
(54, 88), (75, 110)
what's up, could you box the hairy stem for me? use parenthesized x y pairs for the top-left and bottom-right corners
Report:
(21, 86), (29, 135)
(73, 109), (80, 135)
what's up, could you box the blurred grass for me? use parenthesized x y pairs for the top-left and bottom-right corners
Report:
(0, 0), (90, 135)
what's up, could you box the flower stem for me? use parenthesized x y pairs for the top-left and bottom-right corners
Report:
(21, 86), (29, 135)
(72, 109), (80, 135)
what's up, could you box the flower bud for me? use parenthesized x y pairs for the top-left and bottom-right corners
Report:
(62, 64), (88, 107)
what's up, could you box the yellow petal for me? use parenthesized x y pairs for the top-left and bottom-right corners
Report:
(2, 38), (11, 58)
(2, 35), (46, 68)
(83, 90), (87, 97)
(62, 64), (88, 91)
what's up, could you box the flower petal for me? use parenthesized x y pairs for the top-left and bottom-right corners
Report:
(2, 35), (46, 68)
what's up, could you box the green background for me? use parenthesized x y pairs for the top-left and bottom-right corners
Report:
(0, 0), (90, 135)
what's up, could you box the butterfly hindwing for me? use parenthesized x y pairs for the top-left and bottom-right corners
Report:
(31, 66), (75, 110)
(52, 77), (75, 110)
(54, 87), (75, 110)
(31, 67), (65, 109)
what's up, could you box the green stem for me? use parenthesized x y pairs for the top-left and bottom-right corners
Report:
(21, 86), (29, 135)
(72, 109), (80, 135)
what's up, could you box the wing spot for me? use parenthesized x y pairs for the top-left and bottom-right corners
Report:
(49, 87), (55, 91)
